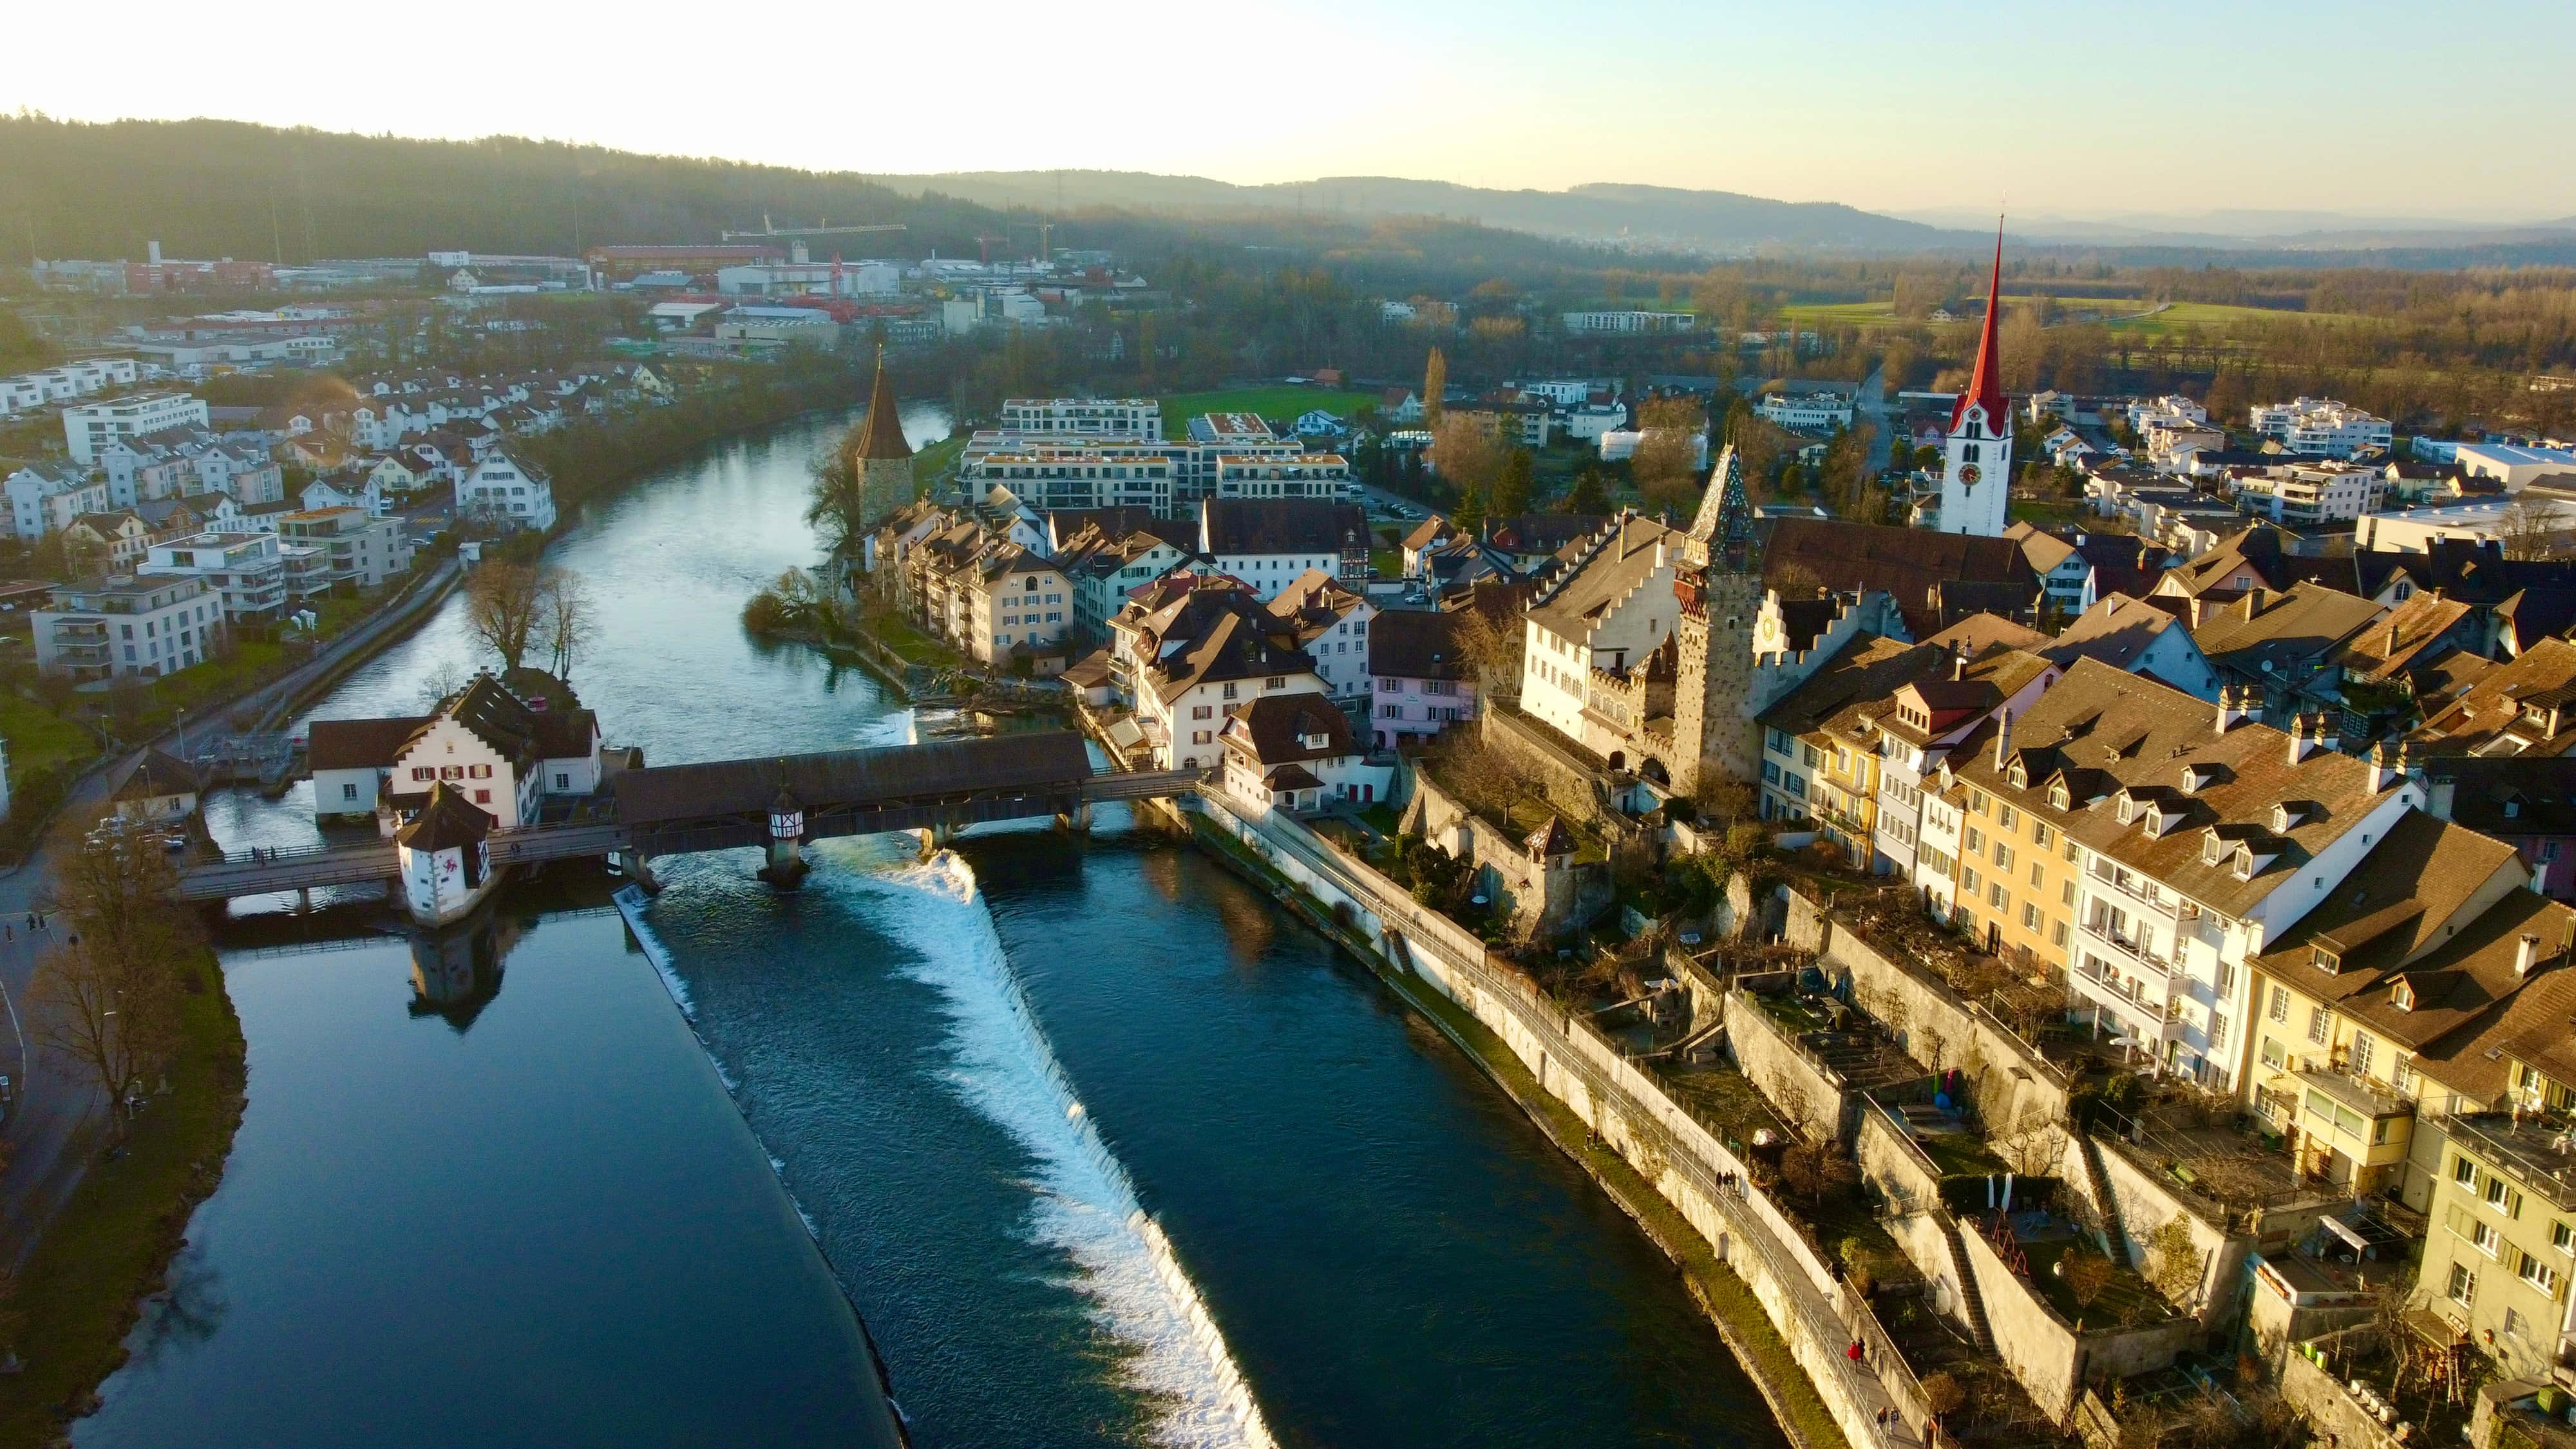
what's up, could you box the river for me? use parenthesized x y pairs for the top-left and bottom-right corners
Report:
(80, 408), (1792, 1448)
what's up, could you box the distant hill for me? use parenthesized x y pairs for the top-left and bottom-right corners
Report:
(0, 116), (998, 264)
(880, 171), (1973, 253)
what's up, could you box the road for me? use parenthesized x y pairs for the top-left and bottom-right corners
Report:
(0, 556), (461, 1261)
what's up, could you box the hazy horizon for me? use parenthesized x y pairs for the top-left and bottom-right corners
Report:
(7, 0), (2573, 218)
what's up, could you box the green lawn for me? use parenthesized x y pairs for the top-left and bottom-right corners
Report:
(913, 435), (965, 496)
(0, 694), (99, 782)
(864, 610), (963, 669)
(2105, 301), (2360, 337)
(0, 960), (247, 1445)
(1157, 386), (1381, 426)
(1778, 301), (1895, 326)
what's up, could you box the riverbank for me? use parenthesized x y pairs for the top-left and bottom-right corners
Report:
(0, 952), (247, 1447)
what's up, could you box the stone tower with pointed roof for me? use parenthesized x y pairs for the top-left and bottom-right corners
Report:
(1670, 445), (1765, 793)
(852, 349), (914, 531)
(1941, 223), (2013, 538)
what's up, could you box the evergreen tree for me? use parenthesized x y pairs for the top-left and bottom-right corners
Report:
(1492, 449), (1534, 519)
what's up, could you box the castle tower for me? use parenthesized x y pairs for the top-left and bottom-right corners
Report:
(852, 348), (914, 531)
(1671, 446), (1763, 793)
(1939, 223), (2012, 538)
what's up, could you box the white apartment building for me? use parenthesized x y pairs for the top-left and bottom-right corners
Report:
(1560, 311), (1695, 334)
(2250, 397), (2392, 459)
(998, 397), (1162, 440)
(959, 444), (1175, 514)
(2126, 394), (2208, 432)
(4, 464), (111, 540)
(963, 547), (1074, 667)
(1198, 499), (1371, 599)
(0, 358), (141, 417)
(2230, 462), (2382, 525)
(280, 507), (412, 589)
(138, 532), (288, 621)
(1509, 378), (1613, 406)
(1212, 453), (1354, 501)
(63, 392), (209, 464)
(1756, 392), (1856, 431)
(33, 574), (225, 680)
(457, 453), (558, 531)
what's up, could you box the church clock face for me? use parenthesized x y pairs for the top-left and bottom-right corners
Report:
(1956, 462), (1982, 486)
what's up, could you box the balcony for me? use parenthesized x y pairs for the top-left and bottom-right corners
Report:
(2078, 916), (2175, 974)
(2443, 1112), (2576, 1214)
(2088, 858), (2184, 920)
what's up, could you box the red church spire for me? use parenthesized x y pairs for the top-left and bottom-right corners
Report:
(1952, 220), (2009, 436)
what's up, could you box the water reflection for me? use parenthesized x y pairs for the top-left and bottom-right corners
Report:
(128, 1242), (227, 1366)
(404, 906), (526, 1032)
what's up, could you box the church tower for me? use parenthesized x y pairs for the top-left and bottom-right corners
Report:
(852, 348), (914, 531)
(1940, 225), (2012, 538)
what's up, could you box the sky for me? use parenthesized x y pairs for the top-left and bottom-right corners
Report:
(5, 0), (2571, 220)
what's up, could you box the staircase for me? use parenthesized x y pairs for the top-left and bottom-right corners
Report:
(2074, 1132), (2135, 1269)
(1935, 1212), (1996, 1354)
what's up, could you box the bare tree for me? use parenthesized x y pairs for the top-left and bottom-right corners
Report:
(465, 562), (545, 672)
(2500, 495), (2572, 561)
(31, 936), (180, 1132)
(1452, 605), (1522, 703)
(538, 571), (597, 680)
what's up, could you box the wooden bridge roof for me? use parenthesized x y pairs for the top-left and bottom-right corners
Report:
(609, 732), (1095, 826)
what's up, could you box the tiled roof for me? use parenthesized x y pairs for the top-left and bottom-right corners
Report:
(1220, 692), (1357, 766)
(1368, 609), (1471, 683)
(1955, 657), (2402, 918)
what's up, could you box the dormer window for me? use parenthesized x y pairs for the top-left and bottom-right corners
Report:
(2392, 978), (2416, 1011)
(2202, 831), (2225, 865)
(2313, 946), (2342, 976)
(2273, 802), (2304, 832)
(2008, 761), (2027, 788)
(2505, 795), (2524, 819)
(2050, 782), (2071, 810)
(2233, 846), (2257, 880)
(2115, 793), (2137, 825)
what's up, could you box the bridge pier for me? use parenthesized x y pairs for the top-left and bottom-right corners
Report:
(755, 788), (810, 889)
(616, 849), (661, 894)
(1054, 800), (1092, 833)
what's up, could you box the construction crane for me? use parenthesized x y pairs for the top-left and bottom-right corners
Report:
(1007, 221), (1056, 264)
(719, 214), (908, 242)
(972, 234), (1009, 264)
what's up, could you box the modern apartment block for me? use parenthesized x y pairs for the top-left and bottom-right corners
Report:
(62, 391), (210, 464)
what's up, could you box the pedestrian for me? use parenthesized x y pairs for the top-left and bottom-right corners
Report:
(1846, 1339), (1862, 1363)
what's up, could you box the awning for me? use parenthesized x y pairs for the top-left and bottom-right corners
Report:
(2320, 1215), (2372, 1252)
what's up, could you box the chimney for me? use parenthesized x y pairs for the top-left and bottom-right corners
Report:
(2365, 737), (2404, 792)
(2217, 683), (2251, 732)
(2517, 933), (2543, 978)
(147, 239), (162, 266)
(1994, 708), (2014, 770)
(2427, 772), (2457, 820)
(2289, 714), (2318, 764)
(1953, 650), (1968, 681)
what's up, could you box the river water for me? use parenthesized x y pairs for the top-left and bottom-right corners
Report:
(80, 409), (1791, 1448)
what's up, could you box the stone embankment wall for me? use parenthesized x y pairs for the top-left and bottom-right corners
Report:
(2280, 1330), (2413, 1449)
(1783, 887), (2072, 1132)
(1953, 1218), (2197, 1419)
(1188, 791), (1911, 1449)
(1725, 990), (1856, 1146)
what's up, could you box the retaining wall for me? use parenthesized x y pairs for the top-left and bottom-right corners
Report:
(2079, 1133), (2255, 1329)
(1785, 886), (2072, 1132)
(1954, 1218), (2197, 1420)
(1190, 791), (1909, 1449)
(1725, 990), (1855, 1145)
(1857, 1104), (1945, 1219)
(2280, 1332), (2412, 1449)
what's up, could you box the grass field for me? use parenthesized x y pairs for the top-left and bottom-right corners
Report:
(2104, 301), (2360, 337)
(1156, 386), (1381, 424)
(0, 694), (98, 783)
